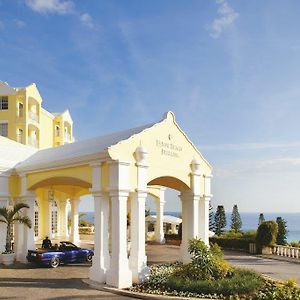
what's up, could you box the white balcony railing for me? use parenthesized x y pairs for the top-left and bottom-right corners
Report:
(28, 137), (39, 148)
(272, 244), (300, 259)
(28, 111), (39, 122)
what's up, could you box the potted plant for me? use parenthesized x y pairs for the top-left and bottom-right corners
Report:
(0, 202), (32, 265)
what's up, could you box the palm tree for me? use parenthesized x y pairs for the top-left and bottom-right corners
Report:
(0, 203), (32, 253)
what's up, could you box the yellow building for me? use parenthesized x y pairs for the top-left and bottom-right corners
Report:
(0, 96), (212, 289)
(0, 81), (73, 149)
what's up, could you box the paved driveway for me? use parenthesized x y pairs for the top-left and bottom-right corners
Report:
(224, 250), (300, 285)
(0, 262), (132, 300)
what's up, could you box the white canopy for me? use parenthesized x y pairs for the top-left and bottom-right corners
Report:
(145, 215), (182, 225)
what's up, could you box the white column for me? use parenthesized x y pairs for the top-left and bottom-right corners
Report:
(198, 197), (210, 245)
(129, 146), (150, 283)
(155, 188), (166, 244)
(180, 191), (199, 263)
(46, 199), (52, 239)
(129, 192), (149, 283)
(59, 199), (69, 239)
(16, 193), (36, 263)
(89, 192), (110, 283)
(70, 198), (80, 243)
(171, 223), (177, 234)
(199, 174), (213, 246)
(0, 197), (9, 253)
(106, 191), (132, 288)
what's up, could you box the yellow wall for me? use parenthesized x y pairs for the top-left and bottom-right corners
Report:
(0, 83), (73, 149)
(108, 112), (212, 193)
(40, 110), (54, 149)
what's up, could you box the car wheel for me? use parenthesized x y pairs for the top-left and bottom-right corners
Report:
(86, 253), (93, 263)
(50, 257), (60, 268)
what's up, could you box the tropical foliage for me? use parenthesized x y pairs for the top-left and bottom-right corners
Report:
(0, 203), (32, 253)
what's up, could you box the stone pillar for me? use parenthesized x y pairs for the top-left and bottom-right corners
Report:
(0, 197), (9, 253)
(180, 191), (199, 263)
(106, 191), (132, 288)
(106, 160), (132, 288)
(70, 198), (80, 243)
(199, 174), (213, 246)
(59, 199), (69, 239)
(129, 146), (149, 283)
(15, 193), (36, 263)
(155, 188), (166, 244)
(89, 192), (110, 283)
(129, 192), (149, 282)
(0, 175), (10, 253)
(89, 162), (110, 283)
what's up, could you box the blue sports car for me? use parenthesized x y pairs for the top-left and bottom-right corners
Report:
(27, 241), (94, 268)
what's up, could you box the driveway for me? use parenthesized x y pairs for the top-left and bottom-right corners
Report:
(0, 262), (132, 300)
(224, 250), (300, 285)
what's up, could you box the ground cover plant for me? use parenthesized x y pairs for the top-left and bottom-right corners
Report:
(130, 238), (300, 299)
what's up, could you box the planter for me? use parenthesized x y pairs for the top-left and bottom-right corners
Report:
(2, 252), (15, 265)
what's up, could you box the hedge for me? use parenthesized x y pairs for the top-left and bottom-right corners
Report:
(210, 236), (255, 251)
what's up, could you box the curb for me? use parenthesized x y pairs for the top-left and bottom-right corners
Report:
(83, 279), (215, 300)
(260, 254), (300, 265)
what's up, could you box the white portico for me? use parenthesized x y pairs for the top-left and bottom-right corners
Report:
(0, 111), (212, 289)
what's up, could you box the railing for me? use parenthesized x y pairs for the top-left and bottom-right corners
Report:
(28, 110), (39, 122)
(272, 244), (300, 259)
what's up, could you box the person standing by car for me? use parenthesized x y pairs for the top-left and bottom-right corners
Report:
(42, 236), (52, 249)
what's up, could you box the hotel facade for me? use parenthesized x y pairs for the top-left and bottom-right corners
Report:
(0, 81), (212, 288)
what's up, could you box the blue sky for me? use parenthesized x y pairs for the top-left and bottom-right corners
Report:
(1, 0), (300, 213)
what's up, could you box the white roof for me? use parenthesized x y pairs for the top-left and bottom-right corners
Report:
(145, 215), (182, 225)
(16, 122), (154, 172)
(0, 137), (37, 173)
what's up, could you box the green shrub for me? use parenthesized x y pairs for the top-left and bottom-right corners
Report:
(256, 221), (278, 247)
(210, 236), (255, 251)
(290, 241), (300, 248)
(167, 268), (263, 296)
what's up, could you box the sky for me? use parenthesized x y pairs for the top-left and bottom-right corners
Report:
(1, 0), (300, 213)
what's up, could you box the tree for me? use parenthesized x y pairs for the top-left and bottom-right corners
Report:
(0, 203), (32, 253)
(258, 213), (265, 226)
(230, 204), (242, 233)
(209, 201), (215, 231)
(276, 217), (288, 245)
(256, 221), (278, 247)
(214, 205), (226, 236)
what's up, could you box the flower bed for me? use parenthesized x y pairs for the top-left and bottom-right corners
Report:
(129, 239), (300, 299)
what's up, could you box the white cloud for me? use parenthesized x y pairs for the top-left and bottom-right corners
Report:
(14, 19), (26, 28)
(25, 0), (74, 15)
(210, 0), (239, 38)
(80, 13), (94, 29)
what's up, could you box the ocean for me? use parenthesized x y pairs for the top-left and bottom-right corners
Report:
(81, 211), (300, 243)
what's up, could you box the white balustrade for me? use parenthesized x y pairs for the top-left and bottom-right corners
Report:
(272, 244), (300, 259)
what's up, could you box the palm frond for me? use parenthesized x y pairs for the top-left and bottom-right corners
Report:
(0, 218), (7, 224)
(13, 216), (32, 229)
(8, 203), (30, 219)
(0, 207), (8, 221)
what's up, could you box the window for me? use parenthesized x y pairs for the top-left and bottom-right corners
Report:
(55, 126), (60, 137)
(0, 123), (8, 137)
(18, 102), (24, 117)
(0, 96), (8, 110)
(17, 128), (23, 143)
(51, 201), (58, 234)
